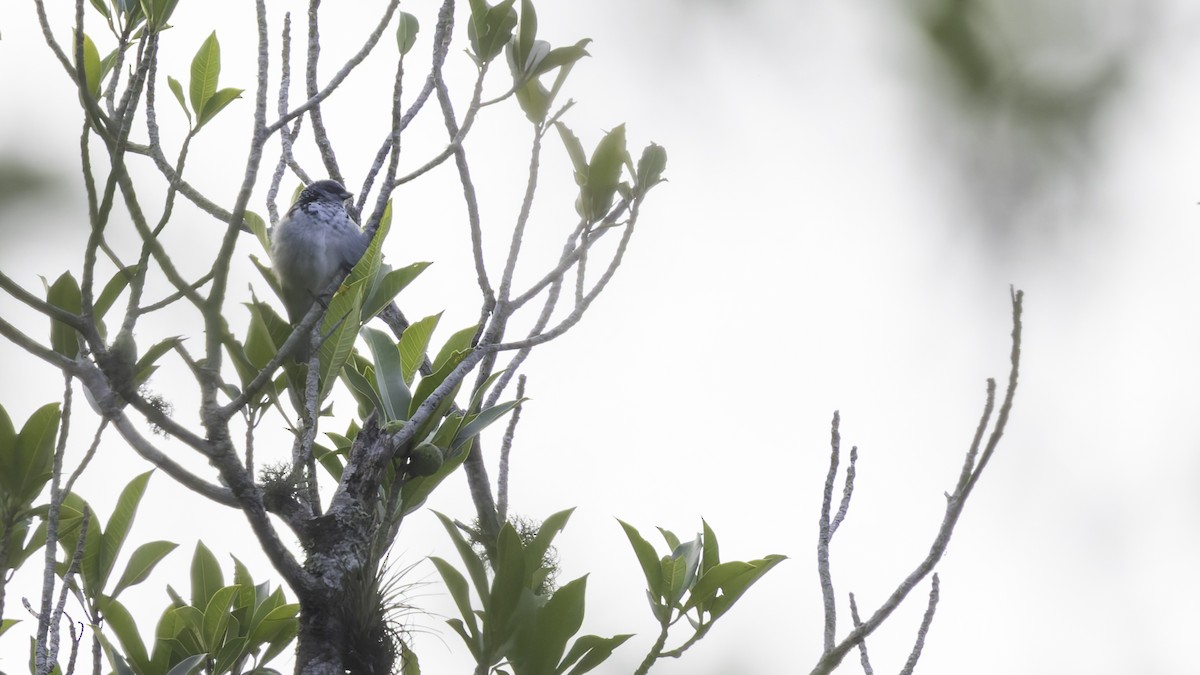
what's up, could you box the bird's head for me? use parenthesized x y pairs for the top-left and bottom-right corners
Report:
(298, 179), (353, 206)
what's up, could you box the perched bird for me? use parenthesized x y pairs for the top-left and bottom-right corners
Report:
(269, 180), (371, 358)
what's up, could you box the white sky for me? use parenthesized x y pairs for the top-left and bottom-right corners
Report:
(3, 1), (1200, 674)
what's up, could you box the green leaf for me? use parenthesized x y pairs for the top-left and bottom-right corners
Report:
(100, 470), (153, 592)
(468, 0), (517, 62)
(683, 560), (752, 614)
(362, 327), (410, 421)
(487, 524), (526, 648)
(45, 272), (82, 358)
(515, 0), (537, 69)
(701, 519), (720, 576)
(2, 403), (60, 511)
(196, 87), (243, 131)
(97, 596), (149, 670)
(617, 520), (662, 602)
(434, 511), (490, 602)
(244, 210), (269, 251)
(94, 266), (137, 324)
(635, 142), (668, 195)
(396, 11), (420, 55)
(316, 278), (366, 403)
(524, 508), (573, 584)
(167, 76), (192, 124)
(429, 556), (479, 639)
(431, 324), (478, 374)
(190, 540), (224, 609)
(361, 261), (431, 322)
(201, 585), (240, 651)
(554, 122), (588, 182)
(582, 125), (628, 223)
(532, 576), (587, 670)
(189, 31), (221, 115)
(0, 618), (17, 638)
(560, 633), (634, 675)
(88, 0), (111, 19)
(451, 398), (524, 451)
(707, 554), (786, 619)
(112, 540), (177, 597)
(164, 653), (207, 675)
(81, 33), (103, 99)
(398, 312), (441, 386)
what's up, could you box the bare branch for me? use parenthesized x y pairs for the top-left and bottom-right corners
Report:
(899, 574), (940, 675)
(808, 290), (1023, 675)
(496, 375), (526, 524)
(266, 0), (401, 135)
(847, 593), (874, 675)
(817, 411), (842, 653)
(830, 445), (857, 536)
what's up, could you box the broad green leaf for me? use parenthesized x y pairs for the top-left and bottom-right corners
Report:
(515, 0), (537, 68)
(189, 31), (221, 115)
(445, 617), (481, 661)
(361, 261), (431, 321)
(201, 585), (240, 651)
(0, 618), (18, 638)
(434, 511), (489, 601)
(244, 210), (269, 252)
(5, 403), (60, 509)
(167, 75), (192, 124)
(341, 364), (385, 427)
(582, 125), (628, 222)
(396, 11), (420, 55)
(431, 324), (479, 373)
(362, 327), (410, 421)
(683, 560), (752, 614)
(708, 554), (787, 619)
(316, 278), (366, 403)
(190, 541), (224, 609)
(430, 556), (479, 637)
(530, 576), (587, 671)
(657, 527), (681, 551)
(112, 540), (177, 597)
(212, 636), (249, 674)
(487, 524), (526, 648)
(88, 0), (111, 19)
(97, 596), (149, 670)
(617, 520), (662, 601)
(45, 272), (82, 358)
(164, 653), (207, 675)
(196, 87), (243, 131)
(81, 33), (103, 98)
(554, 122), (588, 182)
(451, 398), (524, 451)
(523, 508), (573, 584)
(100, 471), (153, 591)
(560, 633), (634, 675)
(701, 518), (720, 576)
(398, 312), (441, 386)
(94, 265), (137, 322)
(635, 142), (668, 194)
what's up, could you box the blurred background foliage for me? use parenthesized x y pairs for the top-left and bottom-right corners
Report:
(903, 0), (1151, 240)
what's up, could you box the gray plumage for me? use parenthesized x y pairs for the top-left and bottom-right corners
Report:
(270, 180), (370, 357)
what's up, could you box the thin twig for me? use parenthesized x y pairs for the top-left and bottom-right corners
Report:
(899, 574), (940, 675)
(496, 375), (526, 524)
(817, 411), (841, 653)
(847, 593), (875, 675)
(808, 290), (1023, 675)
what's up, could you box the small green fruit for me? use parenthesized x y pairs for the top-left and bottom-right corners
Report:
(407, 443), (444, 477)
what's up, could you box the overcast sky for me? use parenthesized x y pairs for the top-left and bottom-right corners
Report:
(3, 1), (1200, 674)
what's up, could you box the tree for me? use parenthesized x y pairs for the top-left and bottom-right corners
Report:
(0, 1), (1022, 673)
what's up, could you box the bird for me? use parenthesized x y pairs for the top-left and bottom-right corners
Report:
(269, 179), (371, 360)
